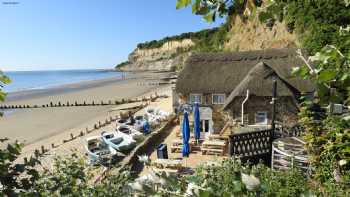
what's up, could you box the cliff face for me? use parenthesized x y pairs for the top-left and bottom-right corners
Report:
(117, 1), (299, 72)
(224, 12), (299, 51)
(118, 39), (194, 71)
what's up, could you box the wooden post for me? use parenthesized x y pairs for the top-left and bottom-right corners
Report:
(101, 101), (104, 105)
(70, 133), (74, 140)
(67, 101), (70, 106)
(269, 79), (277, 166)
(51, 143), (55, 148)
(271, 79), (277, 139)
(24, 157), (28, 164)
(84, 101), (86, 106)
(58, 102), (61, 107)
(94, 124), (97, 129)
(92, 101), (95, 105)
(50, 102), (53, 107)
(75, 101), (78, 106)
(80, 131), (84, 136)
(41, 145), (45, 154)
(34, 149), (40, 158)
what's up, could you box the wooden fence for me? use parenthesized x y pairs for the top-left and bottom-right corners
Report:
(228, 129), (273, 166)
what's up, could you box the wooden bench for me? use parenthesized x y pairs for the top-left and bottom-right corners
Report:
(153, 167), (178, 174)
(170, 139), (194, 153)
(201, 140), (227, 156)
(208, 134), (228, 141)
(153, 159), (182, 169)
(152, 159), (182, 174)
(201, 147), (225, 156)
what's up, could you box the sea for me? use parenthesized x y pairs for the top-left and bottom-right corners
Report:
(3, 69), (125, 93)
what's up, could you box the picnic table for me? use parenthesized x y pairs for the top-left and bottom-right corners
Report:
(201, 140), (227, 156)
(153, 159), (182, 169)
(170, 139), (194, 153)
(152, 159), (183, 174)
(208, 134), (228, 141)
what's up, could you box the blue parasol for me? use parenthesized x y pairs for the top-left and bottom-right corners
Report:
(182, 112), (190, 157)
(193, 103), (201, 141)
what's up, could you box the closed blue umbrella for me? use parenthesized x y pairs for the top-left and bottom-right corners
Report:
(182, 112), (190, 157)
(193, 103), (201, 142)
(143, 121), (150, 134)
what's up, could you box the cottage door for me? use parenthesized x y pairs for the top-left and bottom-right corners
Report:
(202, 119), (210, 139)
(199, 107), (213, 139)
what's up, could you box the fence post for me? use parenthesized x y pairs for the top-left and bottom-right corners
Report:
(41, 145), (45, 154)
(34, 149), (40, 158)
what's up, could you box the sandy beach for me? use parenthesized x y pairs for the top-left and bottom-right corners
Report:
(0, 71), (172, 148)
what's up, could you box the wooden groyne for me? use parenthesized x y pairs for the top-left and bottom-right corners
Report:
(23, 103), (149, 163)
(0, 94), (167, 110)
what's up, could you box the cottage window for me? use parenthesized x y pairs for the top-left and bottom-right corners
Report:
(212, 94), (225, 104)
(255, 112), (268, 125)
(189, 94), (202, 104)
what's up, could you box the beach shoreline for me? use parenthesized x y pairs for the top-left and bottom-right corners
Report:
(0, 71), (173, 148)
(5, 71), (136, 103)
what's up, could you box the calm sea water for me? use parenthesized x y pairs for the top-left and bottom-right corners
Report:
(3, 69), (124, 93)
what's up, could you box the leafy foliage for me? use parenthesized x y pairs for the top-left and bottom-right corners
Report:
(115, 61), (130, 69)
(258, 0), (350, 54)
(293, 24), (350, 196)
(131, 159), (313, 197)
(0, 70), (10, 102)
(177, 0), (350, 55)
(0, 139), (40, 196)
(176, 0), (253, 23)
(32, 154), (131, 197)
(136, 27), (228, 52)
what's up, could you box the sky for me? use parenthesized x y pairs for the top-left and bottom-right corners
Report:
(0, 0), (223, 71)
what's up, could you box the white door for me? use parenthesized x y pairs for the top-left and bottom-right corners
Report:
(201, 119), (210, 139)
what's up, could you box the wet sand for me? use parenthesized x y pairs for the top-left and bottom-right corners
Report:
(0, 71), (172, 146)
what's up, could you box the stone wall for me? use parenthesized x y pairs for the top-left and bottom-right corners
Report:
(227, 96), (298, 126)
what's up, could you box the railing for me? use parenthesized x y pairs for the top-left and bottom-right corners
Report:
(275, 124), (304, 138)
(228, 129), (273, 165)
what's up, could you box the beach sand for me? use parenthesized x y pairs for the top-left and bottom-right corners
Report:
(0, 71), (172, 151)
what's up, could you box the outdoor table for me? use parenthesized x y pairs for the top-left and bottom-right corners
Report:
(153, 159), (182, 169)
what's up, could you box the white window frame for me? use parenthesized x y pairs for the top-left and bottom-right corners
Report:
(189, 94), (202, 104)
(212, 94), (226, 104)
(255, 111), (268, 125)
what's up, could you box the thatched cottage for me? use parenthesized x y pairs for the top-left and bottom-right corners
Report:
(175, 48), (314, 137)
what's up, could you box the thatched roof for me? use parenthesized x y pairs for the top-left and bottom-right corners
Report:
(222, 62), (298, 110)
(176, 48), (314, 94)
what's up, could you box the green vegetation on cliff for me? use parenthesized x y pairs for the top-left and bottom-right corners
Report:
(115, 20), (231, 69)
(136, 20), (230, 52)
(115, 61), (130, 69)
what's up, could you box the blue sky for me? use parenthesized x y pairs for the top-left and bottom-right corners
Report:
(0, 0), (223, 71)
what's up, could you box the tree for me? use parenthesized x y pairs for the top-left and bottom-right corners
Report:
(0, 70), (10, 102)
(176, 0), (350, 54)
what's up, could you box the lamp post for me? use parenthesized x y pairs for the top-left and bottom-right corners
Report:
(271, 79), (277, 139)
